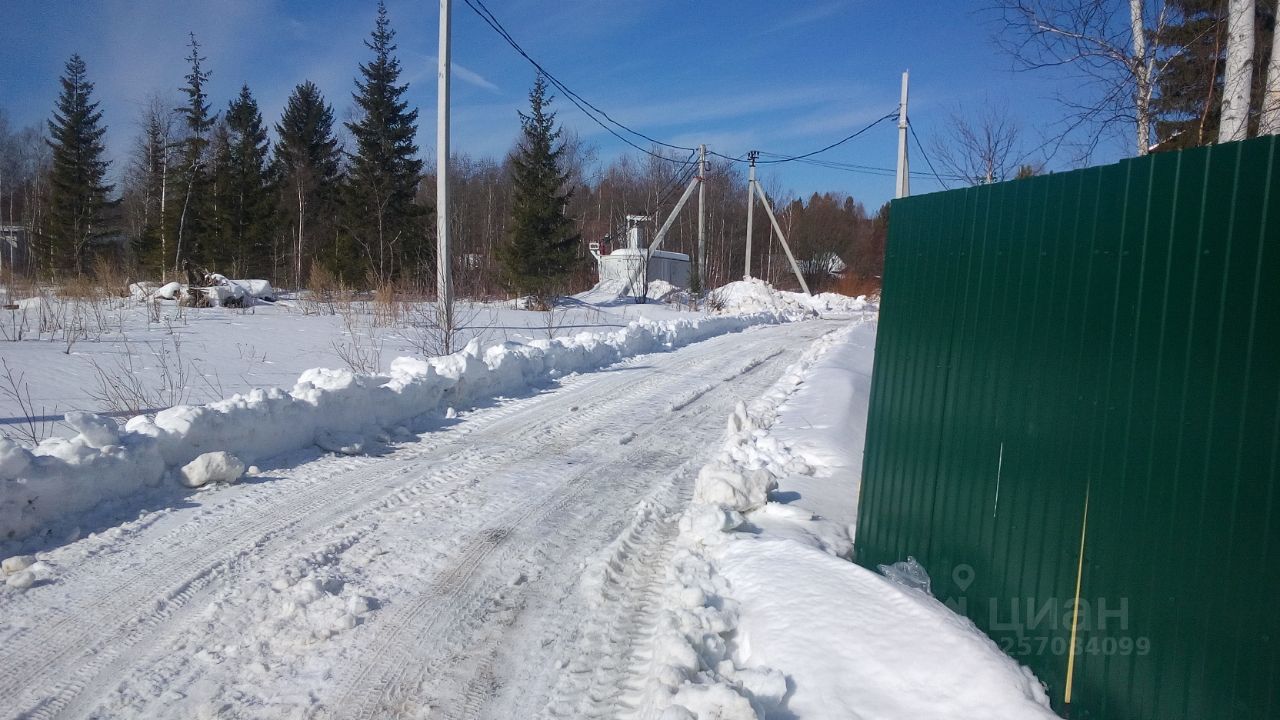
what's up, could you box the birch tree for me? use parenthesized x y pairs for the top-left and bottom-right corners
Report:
(993, 0), (1174, 156)
(1219, 0), (1256, 141)
(124, 96), (177, 276)
(1258, 1), (1280, 134)
(931, 103), (1030, 185)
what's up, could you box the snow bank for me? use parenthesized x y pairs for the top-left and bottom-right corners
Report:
(804, 290), (871, 315)
(1, 310), (791, 546)
(650, 322), (1056, 719)
(711, 278), (872, 318)
(718, 540), (1057, 719)
(581, 278), (687, 304)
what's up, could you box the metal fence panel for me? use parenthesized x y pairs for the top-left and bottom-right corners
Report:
(855, 136), (1280, 719)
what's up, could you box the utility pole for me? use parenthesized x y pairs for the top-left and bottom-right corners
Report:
(745, 150), (758, 279)
(753, 180), (811, 296)
(697, 144), (706, 293)
(436, 0), (454, 335)
(895, 70), (910, 199)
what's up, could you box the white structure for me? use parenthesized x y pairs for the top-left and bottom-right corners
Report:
(0, 225), (22, 275)
(896, 70), (910, 199)
(589, 216), (690, 295)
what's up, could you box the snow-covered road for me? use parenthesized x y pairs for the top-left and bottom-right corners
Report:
(0, 318), (845, 720)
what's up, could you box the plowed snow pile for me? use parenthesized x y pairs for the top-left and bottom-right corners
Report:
(0, 308), (793, 549)
(712, 278), (871, 317)
(648, 322), (1057, 719)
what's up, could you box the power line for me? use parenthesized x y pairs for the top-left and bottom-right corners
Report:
(652, 150), (700, 210)
(744, 111), (899, 164)
(757, 151), (966, 180)
(467, 0), (695, 155)
(907, 121), (951, 190)
(461, 0), (693, 163)
(461, 0), (902, 169)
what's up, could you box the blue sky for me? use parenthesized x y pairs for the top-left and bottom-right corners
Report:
(0, 1), (1128, 209)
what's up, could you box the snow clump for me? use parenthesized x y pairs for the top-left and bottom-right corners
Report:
(179, 451), (246, 488)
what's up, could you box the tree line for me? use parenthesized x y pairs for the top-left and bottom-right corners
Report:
(936, 0), (1280, 185)
(0, 1), (888, 296)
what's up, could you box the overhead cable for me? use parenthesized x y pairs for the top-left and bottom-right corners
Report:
(461, 0), (902, 168)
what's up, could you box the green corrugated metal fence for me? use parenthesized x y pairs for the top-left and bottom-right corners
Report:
(855, 135), (1279, 719)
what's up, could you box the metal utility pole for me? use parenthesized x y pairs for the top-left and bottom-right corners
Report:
(436, 0), (454, 333)
(697, 144), (707, 293)
(895, 70), (910, 199)
(745, 150), (758, 278)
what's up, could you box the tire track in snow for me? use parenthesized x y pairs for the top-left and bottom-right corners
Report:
(538, 466), (687, 719)
(0, 338), (743, 719)
(0, 320), (841, 720)
(324, 328), (836, 719)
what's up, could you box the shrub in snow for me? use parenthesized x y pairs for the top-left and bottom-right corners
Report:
(179, 451), (246, 488)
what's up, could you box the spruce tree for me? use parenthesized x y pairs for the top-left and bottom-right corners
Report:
(275, 81), (342, 286)
(217, 85), (274, 277)
(46, 53), (112, 275)
(501, 75), (580, 305)
(174, 33), (217, 271)
(343, 0), (426, 285)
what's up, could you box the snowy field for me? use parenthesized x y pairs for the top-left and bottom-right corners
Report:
(0, 280), (1055, 719)
(0, 279), (864, 429)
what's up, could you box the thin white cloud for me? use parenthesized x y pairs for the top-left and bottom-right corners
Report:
(451, 63), (501, 93)
(754, 2), (847, 36)
(406, 52), (501, 94)
(592, 84), (836, 131)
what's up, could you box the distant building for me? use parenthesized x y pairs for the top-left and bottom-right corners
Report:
(0, 224), (26, 275)
(588, 215), (689, 294)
